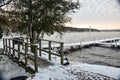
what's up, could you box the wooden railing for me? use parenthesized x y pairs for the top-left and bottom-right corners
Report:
(37, 39), (64, 65)
(24, 38), (64, 65)
(3, 38), (38, 74)
(3, 38), (64, 74)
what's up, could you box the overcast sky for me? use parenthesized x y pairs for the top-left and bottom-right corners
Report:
(66, 0), (120, 30)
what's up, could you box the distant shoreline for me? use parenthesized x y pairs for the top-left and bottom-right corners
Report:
(63, 27), (120, 32)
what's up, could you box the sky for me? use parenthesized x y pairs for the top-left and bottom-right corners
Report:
(66, 0), (120, 30)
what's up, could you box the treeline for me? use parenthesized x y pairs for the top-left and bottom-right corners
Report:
(62, 27), (100, 32)
(101, 29), (120, 32)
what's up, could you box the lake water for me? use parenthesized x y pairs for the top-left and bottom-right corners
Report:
(43, 32), (120, 44)
(43, 32), (120, 68)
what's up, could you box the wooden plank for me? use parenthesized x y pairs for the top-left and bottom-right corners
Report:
(19, 52), (25, 56)
(39, 40), (41, 56)
(38, 38), (63, 44)
(5, 39), (8, 53)
(37, 48), (61, 56)
(49, 41), (51, 60)
(27, 55), (35, 61)
(8, 39), (11, 56)
(12, 39), (15, 58)
(34, 45), (38, 72)
(40, 48), (49, 53)
(3, 39), (5, 54)
(60, 43), (64, 65)
(18, 42), (20, 61)
(25, 43), (28, 72)
(13, 48), (19, 52)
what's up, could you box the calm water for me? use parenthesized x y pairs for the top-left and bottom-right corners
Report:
(44, 32), (120, 67)
(43, 32), (120, 44)
(66, 46), (120, 67)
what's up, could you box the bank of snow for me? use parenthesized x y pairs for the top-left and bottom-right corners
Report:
(27, 62), (120, 80)
(0, 55), (30, 80)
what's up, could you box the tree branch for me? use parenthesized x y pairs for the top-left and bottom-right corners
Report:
(0, 0), (12, 7)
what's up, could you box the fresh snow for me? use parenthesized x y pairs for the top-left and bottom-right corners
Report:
(71, 62), (120, 79)
(0, 33), (120, 80)
(0, 55), (30, 80)
(27, 63), (120, 80)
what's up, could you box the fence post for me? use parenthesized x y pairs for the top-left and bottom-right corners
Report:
(60, 43), (64, 65)
(5, 39), (8, 55)
(25, 43), (28, 72)
(26, 38), (28, 43)
(18, 42), (20, 63)
(34, 45), (38, 72)
(39, 39), (41, 56)
(3, 39), (5, 54)
(12, 39), (15, 58)
(22, 38), (25, 50)
(8, 39), (11, 56)
(49, 41), (51, 60)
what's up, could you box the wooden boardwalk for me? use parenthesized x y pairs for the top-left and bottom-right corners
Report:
(64, 37), (120, 47)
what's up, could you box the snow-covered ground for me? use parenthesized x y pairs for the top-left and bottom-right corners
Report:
(0, 54), (120, 80)
(0, 55), (30, 80)
(26, 63), (120, 80)
(0, 32), (120, 80)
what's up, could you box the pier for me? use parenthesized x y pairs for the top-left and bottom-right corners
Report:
(63, 37), (120, 53)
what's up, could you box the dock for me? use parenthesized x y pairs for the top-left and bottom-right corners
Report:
(63, 37), (120, 52)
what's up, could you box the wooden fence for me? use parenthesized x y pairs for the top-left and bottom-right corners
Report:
(36, 39), (64, 65)
(3, 38), (64, 74)
(3, 38), (38, 74)
(24, 38), (64, 65)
